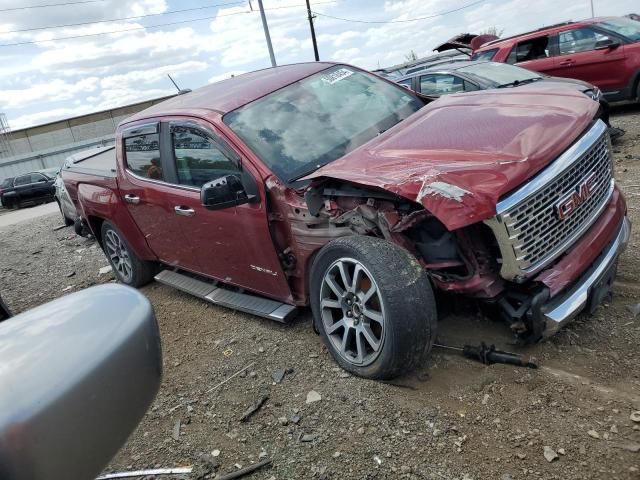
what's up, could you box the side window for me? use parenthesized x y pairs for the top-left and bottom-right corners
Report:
(171, 125), (240, 188)
(419, 74), (464, 96)
(507, 36), (550, 64)
(14, 175), (31, 186)
(124, 132), (162, 180)
(471, 48), (498, 61)
(463, 80), (480, 91)
(558, 27), (612, 55)
(30, 173), (46, 183)
(397, 79), (413, 90)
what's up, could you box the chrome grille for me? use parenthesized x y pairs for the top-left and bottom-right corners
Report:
(485, 120), (614, 281)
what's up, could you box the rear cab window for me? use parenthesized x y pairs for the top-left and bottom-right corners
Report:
(507, 35), (552, 64)
(123, 124), (162, 181)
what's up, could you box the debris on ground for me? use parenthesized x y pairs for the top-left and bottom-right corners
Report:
(215, 458), (271, 480)
(99, 265), (113, 275)
(239, 394), (269, 422)
(626, 303), (640, 318)
(306, 390), (321, 404)
(631, 411), (640, 423)
(300, 433), (319, 442)
(543, 446), (559, 462)
(191, 453), (219, 480)
(172, 419), (180, 441)
(271, 368), (286, 384)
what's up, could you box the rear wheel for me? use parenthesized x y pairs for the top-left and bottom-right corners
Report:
(101, 222), (156, 287)
(310, 236), (437, 380)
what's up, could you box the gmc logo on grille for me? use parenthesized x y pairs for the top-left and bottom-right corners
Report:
(555, 172), (598, 220)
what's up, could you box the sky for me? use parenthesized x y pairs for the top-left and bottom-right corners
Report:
(0, 0), (637, 129)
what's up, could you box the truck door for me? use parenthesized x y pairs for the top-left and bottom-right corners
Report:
(118, 119), (292, 302)
(554, 26), (626, 91)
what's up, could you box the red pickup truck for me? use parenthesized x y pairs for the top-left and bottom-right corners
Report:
(62, 62), (630, 379)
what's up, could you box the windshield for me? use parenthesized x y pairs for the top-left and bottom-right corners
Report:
(223, 65), (422, 183)
(1, 178), (13, 188)
(457, 61), (542, 87)
(597, 17), (640, 42)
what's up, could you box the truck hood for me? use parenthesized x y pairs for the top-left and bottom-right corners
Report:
(305, 87), (599, 230)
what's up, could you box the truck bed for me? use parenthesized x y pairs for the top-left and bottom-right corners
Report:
(64, 146), (117, 177)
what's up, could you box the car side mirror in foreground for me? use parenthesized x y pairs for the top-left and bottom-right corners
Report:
(201, 173), (258, 210)
(0, 284), (162, 480)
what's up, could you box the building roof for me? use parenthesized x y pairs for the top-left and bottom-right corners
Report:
(123, 62), (336, 125)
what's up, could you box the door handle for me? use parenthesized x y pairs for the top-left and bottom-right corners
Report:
(174, 206), (195, 216)
(559, 59), (575, 66)
(124, 194), (140, 204)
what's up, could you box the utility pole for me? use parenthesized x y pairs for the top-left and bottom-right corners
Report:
(589, 0), (594, 17)
(256, 0), (276, 67)
(306, 0), (320, 61)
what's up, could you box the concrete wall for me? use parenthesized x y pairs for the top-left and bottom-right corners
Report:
(0, 95), (174, 181)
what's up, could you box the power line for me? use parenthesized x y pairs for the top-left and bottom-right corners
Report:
(0, 0), (336, 47)
(312, 0), (485, 24)
(0, 0), (105, 13)
(0, 1), (245, 34)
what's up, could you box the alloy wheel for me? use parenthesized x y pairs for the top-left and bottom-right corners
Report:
(104, 229), (133, 283)
(320, 258), (386, 366)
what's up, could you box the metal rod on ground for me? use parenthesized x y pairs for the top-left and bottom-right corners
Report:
(257, 0), (276, 67)
(433, 342), (537, 369)
(216, 458), (272, 480)
(96, 467), (193, 479)
(306, 0), (320, 61)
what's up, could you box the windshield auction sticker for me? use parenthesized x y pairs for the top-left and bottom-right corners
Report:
(321, 68), (354, 85)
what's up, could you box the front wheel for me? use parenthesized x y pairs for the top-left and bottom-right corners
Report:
(101, 222), (156, 287)
(310, 236), (437, 380)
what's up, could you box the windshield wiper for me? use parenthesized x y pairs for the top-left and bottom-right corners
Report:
(497, 77), (543, 88)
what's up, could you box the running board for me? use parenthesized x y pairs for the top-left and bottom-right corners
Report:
(154, 270), (297, 323)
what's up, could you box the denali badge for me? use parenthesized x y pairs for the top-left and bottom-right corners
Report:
(555, 172), (597, 220)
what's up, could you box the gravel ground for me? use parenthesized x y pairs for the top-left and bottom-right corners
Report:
(1, 107), (640, 480)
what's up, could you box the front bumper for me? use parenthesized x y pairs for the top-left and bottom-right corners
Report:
(539, 216), (631, 337)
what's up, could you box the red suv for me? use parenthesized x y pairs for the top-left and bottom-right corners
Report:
(472, 17), (640, 102)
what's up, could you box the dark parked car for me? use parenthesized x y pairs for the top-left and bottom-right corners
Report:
(0, 171), (56, 209)
(471, 16), (640, 103)
(395, 60), (622, 138)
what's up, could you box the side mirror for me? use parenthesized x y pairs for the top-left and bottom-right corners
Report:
(596, 40), (620, 50)
(201, 173), (258, 210)
(0, 284), (162, 480)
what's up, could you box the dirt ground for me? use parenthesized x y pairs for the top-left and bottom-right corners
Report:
(1, 107), (640, 480)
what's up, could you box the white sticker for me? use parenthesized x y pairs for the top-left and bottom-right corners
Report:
(320, 68), (354, 85)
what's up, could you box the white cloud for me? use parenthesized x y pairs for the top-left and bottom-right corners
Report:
(208, 70), (247, 83)
(0, 77), (99, 108)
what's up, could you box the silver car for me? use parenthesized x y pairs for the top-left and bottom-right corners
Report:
(54, 146), (115, 226)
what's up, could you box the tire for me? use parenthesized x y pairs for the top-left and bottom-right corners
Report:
(101, 221), (156, 287)
(310, 236), (437, 380)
